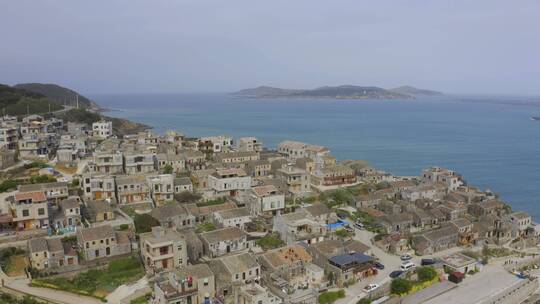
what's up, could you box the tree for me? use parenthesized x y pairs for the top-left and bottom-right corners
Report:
(417, 266), (437, 282)
(163, 164), (173, 174)
(356, 299), (372, 304)
(391, 278), (412, 295)
(134, 214), (160, 233)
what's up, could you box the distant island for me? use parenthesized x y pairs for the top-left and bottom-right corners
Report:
(232, 85), (442, 99)
(533, 117), (540, 121)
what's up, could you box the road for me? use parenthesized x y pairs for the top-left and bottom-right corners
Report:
(336, 227), (473, 304)
(335, 228), (405, 304)
(426, 260), (522, 304)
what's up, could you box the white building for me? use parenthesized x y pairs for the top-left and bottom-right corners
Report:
(237, 137), (263, 152)
(208, 168), (252, 197)
(92, 121), (113, 139)
(213, 207), (252, 229)
(250, 185), (285, 216)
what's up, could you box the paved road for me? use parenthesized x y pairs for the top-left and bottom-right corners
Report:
(426, 262), (521, 304)
(336, 227), (475, 304)
(5, 278), (102, 304)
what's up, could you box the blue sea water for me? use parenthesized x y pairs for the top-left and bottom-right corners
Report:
(93, 93), (540, 219)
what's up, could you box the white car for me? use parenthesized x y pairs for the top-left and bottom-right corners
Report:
(400, 261), (416, 271)
(354, 222), (365, 229)
(363, 283), (380, 292)
(400, 253), (413, 261)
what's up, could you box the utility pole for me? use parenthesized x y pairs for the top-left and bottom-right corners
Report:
(76, 94), (79, 109)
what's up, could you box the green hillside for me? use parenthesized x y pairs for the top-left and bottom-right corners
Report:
(56, 109), (150, 136)
(14, 83), (98, 109)
(0, 84), (64, 116)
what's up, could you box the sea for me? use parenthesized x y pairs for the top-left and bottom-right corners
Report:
(92, 93), (540, 219)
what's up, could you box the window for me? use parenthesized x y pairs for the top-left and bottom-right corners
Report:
(235, 274), (239, 280)
(38, 208), (45, 215)
(86, 242), (89, 249)
(22, 209), (30, 217)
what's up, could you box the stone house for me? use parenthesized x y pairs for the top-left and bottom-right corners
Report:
(412, 225), (459, 255)
(115, 175), (151, 204)
(249, 185), (285, 217)
(124, 151), (156, 174)
(82, 174), (116, 201)
(28, 237), (78, 270)
(199, 227), (249, 258)
(154, 264), (215, 304)
(139, 226), (187, 273)
(213, 207), (252, 229)
(84, 200), (115, 223)
(150, 204), (195, 230)
(174, 177), (193, 193)
(77, 225), (131, 261)
(11, 191), (49, 230)
(156, 153), (186, 173)
(208, 253), (260, 298)
(18, 182), (68, 204)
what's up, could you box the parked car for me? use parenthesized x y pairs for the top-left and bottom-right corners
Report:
(354, 222), (365, 229)
(400, 261), (416, 271)
(364, 283), (380, 292)
(344, 225), (354, 233)
(389, 270), (404, 278)
(421, 258), (436, 266)
(374, 262), (385, 270)
(400, 253), (413, 261)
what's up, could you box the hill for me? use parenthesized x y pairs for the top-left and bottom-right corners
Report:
(14, 83), (100, 110)
(390, 85), (443, 96)
(0, 84), (64, 116)
(55, 109), (150, 136)
(232, 85), (412, 99)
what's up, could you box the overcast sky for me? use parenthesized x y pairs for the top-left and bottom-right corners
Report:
(1, 0), (539, 95)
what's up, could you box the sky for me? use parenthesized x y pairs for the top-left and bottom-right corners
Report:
(1, 0), (539, 96)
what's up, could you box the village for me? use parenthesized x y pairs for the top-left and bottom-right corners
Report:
(0, 113), (539, 304)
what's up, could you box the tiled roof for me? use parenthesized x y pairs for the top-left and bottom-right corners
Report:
(14, 191), (47, 202)
(200, 227), (246, 243)
(79, 225), (115, 242)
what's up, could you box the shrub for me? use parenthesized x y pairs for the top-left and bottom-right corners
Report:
(391, 278), (412, 295)
(195, 222), (216, 233)
(357, 299), (372, 304)
(134, 214), (159, 233)
(256, 234), (284, 250)
(417, 266), (437, 282)
(318, 289), (345, 304)
(29, 174), (57, 184)
(163, 164), (173, 174)
(196, 197), (226, 207)
(0, 179), (20, 192)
